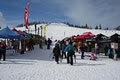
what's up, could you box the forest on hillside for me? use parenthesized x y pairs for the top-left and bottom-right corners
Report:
(16, 21), (120, 30)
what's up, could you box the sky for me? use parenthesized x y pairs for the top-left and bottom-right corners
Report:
(0, 0), (120, 29)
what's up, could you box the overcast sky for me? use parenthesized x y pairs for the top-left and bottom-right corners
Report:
(0, 0), (120, 29)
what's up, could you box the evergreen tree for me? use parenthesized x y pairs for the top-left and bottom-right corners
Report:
(95, 25), (98, 29)
(99, 24), (102, 29)
(115, 26), (120, 30)
(85, 24), (88, 28)
(104, 27), (109, 30)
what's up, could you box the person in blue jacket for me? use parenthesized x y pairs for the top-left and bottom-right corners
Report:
(61, 41), (67, 59)
(64, 41), (76, 65)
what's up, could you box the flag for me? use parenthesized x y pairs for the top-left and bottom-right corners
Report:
(24, 1), (30, 29)
(43, 24), (47, 37)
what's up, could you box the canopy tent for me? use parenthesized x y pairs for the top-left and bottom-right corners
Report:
(74, 32), (95, 40)
(12, 28), (27, 38)
(22, 31), (32, 38)
(0, 27), (24, 40)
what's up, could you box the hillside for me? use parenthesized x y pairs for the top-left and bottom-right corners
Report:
(15, 23), (120, 41)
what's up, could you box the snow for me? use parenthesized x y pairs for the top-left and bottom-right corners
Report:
(0, 44), (120, 80)
(2, 23), (119, 80)
(15, 23), (120, 41)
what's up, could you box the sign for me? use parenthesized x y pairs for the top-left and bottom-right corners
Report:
(111, 42), (118, 49)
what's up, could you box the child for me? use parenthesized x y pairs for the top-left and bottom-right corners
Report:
(90, 53), (96, 60)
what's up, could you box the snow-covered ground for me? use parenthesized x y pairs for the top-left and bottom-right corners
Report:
(15, 23), (120, 41)
(0, 44), (120, 80)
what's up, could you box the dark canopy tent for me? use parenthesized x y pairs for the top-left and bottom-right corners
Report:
(0, 27), (24, 40)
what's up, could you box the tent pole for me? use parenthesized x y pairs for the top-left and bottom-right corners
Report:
(19, 40), (21, 50)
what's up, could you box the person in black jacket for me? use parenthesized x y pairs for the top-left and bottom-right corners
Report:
(0, 42), (7, 61)
(53, 43), (61, 64)
(80, 43), (85, 59)
(0, 42), (3, 62)
(47, 38), (52, 49)
(104, 45), (108, 56)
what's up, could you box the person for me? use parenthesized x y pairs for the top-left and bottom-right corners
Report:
(53, 43), (61, 64)
(12, 40), (19, 53)
(64, 41), (76, 65)
(61, 41), (67, 59)
(90, 53), (96, 60)
(88, 42), (92, 52)
(80, 43), (85, 59)
(113, 49), (118, 61)
(104, 45), (109, 56)
(95, 43), (99, 55)
(108, 47), (114, 59)
(39, 38), (43, 49)
(0, 42), (3, 63)
(47, 38), (52, 49)
(0, 42), (7, 61)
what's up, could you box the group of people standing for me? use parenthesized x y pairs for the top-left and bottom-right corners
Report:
(52, 39), (86, 65)
(38, 38), (52, 49)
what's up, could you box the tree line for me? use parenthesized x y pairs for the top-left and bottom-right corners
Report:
(16, 21), (120, 30)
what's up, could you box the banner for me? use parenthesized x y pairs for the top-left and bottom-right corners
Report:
(43, 24), (47, 37)
(24, 1), (29, 29)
